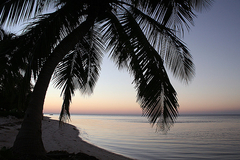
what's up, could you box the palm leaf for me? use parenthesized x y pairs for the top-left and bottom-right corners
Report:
(52, 27), (103, 122)
(0, 0), (54, 26)
(130, 6), (195, 83)
(123, 0), (211, 34)
(98, 7), (178, 129)
(9, 1), (89, 80)
(123, 10), (179, 128)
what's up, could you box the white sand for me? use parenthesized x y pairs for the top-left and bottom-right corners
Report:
(0, 116), (133, 160)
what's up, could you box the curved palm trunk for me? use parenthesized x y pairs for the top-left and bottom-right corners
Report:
(12, 15), (96, 156)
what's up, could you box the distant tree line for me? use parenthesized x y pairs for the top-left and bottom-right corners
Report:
(0, 29), (32, 118)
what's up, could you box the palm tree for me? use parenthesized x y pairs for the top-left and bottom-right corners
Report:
(0, 0), (212, 157)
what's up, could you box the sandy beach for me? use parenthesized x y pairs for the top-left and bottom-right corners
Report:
(0, 116), (133, 160)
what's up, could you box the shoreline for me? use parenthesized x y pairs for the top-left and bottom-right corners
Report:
(0, 116), (133, 160)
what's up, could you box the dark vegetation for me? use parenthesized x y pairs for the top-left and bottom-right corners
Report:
(0, 148), (98, 160)
(0, 29), (32, 118)
(0, 109), (25, 118)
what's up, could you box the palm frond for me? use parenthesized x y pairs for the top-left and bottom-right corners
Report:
(99, 9), (133, 69)
(12, 1), (88, 80)
(190, 0), (213, 12)
(53, 52), (77, 122)
(126, 0), (212, 35)
(0, 0), (55, 26)
(99, 7), (178, 129)
(52, 26), (103, 122)
(103, 3), (194, 84)
(123, 10), (179, 128)
(130, 6), (195, 83)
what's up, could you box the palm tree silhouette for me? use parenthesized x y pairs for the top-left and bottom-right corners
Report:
(0, 0), (212, 157)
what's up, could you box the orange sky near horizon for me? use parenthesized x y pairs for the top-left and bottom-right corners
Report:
(43, 55), (240, 116)
(43, 63), (143, 115)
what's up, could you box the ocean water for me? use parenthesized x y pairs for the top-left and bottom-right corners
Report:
(49, 114), (240, 160)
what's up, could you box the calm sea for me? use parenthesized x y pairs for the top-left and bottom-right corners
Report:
(48, 114), (240, 160)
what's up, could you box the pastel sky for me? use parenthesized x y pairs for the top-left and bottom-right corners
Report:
(43, 0), (240, 115)
(7, 1), (240, 115)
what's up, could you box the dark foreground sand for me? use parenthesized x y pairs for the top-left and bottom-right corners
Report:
(0, 116), (133, 160)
